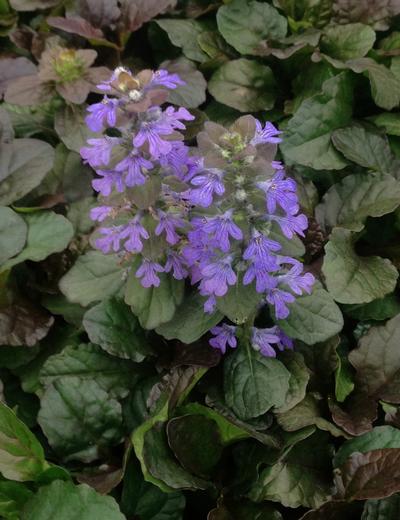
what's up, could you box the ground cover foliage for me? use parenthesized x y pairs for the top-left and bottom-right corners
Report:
(1, 0), (400, 518)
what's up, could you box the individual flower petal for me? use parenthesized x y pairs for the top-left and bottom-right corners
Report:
(209, 323), (237, 354)
(250, 120), (282, 145)
(135, 258), (164, 287)
(251, 326), (281, 357)
(85, 96), (119, 132)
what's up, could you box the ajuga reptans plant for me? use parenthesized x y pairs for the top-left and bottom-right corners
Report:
(81, 67), (314, 358)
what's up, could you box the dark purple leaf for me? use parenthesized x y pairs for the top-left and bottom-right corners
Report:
(47, 16), (105, 40)
(329, 394), (378, 436)
(73, 0), (121, 29)
(335, 449), (400, 500)
(0, 301), (54, 347)
(118, 0), (177, 33)
(4, 75), (51, 106)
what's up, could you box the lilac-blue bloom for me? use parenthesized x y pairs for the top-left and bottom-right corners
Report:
(80, 137), (119, 167)
(90, 206), (113, 222)
(243, 230), (281, 269)
(250, 121), (282, 146)
(189, 168), (225, 207)
(146, 69), (185, 90)
(155, 210), (184, 245)
(200, 255), (237, 297)
(256, 170), (299, 214)
(268, 213), (308, 239)
(115, 152), (153, 187)
(202, 210), (243, 252)
(92, 170), (124, 196)
(85, 97), (119, 132)
(120, 217), (149, 253)
(243, 263), (278, 293)
(266, 287), (296, 319)
(95, 226), (124, 253)
(209, 324), (237, 354)
(136, 258), (164, 287)
(164, 251), (188, 280)
(251, 327), (281, 357)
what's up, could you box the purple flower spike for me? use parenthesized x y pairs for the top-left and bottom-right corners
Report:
(120, 217), (149, 253)
(243, 230), (281, 268)
(92, 170), (124, 196)
(90, 206), (113, 222)
(266, 287), (296, 320)
(269, 213), (308, 239)
(250, 120), (282, 146)
(278, 258), (315, 295)
(209, 323), (237, 354)
(203, 210), (243, 252)
(256, 171), (299, 214)
(165, 251), (188, 280)
(136, 258), (164, 287)
(147, 69), (185, 90)
(80, 137), (119, 167)
(200, 256), (237, 297)
(95, 226), (124, 254)
(251, 327), (281, 357)
(85, 97), (119, 132)
(155, 210), (184, 245)
(189, 168), (225, 207)
(115, 152), (153, 187)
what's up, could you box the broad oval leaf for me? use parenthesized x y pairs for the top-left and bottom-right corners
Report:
(208, 59), (277, 112)
(224, 344), (290, 420)
(315, 173), (400, 231)
(83, 298), (151, 362)
(38, 377), (123, 463)
(59, 251), (125, 307)
(217, 0), (287, 55)
(320, 23), (376, 60)
(0, 212), (73, 272)
(21, 480), (125, 520)
(275, 281), (344, 345)
(322, 228), (398, 304)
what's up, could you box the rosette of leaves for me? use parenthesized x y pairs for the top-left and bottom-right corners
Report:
(4, 46), (109, 105)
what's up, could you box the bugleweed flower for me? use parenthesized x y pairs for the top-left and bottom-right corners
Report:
(82, 66), (314, 358)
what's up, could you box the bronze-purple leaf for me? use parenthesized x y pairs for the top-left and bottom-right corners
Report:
(335, 448), (400, 500)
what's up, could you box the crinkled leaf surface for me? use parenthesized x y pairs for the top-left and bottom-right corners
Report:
(322, 228), (398, 304)
(208, 59), (277, 112)
(281, 73), (353, 170)
(320, 23), (376, 60)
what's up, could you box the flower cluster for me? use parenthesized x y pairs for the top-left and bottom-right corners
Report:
(82, 66), (314, 358)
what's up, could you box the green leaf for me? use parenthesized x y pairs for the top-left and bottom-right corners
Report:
(281, 73), (353, 170)
(177, 403), (250, 445)
(276, 281), (344, 345)
(343, 293), (400, 321)
(21, 480), (125, 520)
(121, 456), (185, 520)
(322, 228), (398, 304)
(39, 343), (141, 399)
(224, 344), (290, 420)
(0, 481), (33, 520)
(59, 251), (125, 307)
(362, 495), (400, 519)
(276, 394), (345, 437)
(0, 212), (73, 272)
(0, 207), (27, 265)
(370, 112), (400, 136)
(155, 19), (208, 62)
(316, 173), (400, 231)
(335, 344), (355, 403)
(320, 23), (376, 60)
(55, 105), (100, 154)
(125, 263), (184, 330)
(331, 123), (394, 172)
(143, 422), (209, 491)
(166, 415), (223, 477)
(208, 59), (277, 112)
(156, 292), (223, 343)
(162, 58), (207, 109)
(349, 314), (400, 403)
(248, 431), (333, 508)
(216, 276), (262, 324)
(0, 402), (49, 481)
(275, 352), (310, 414)
(334, 426), (400, 467)
(217, 0), (287, 55)
(0, 139), (54, 205)
(83, 298), (151, 362)
(38, 377), (123, 462)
